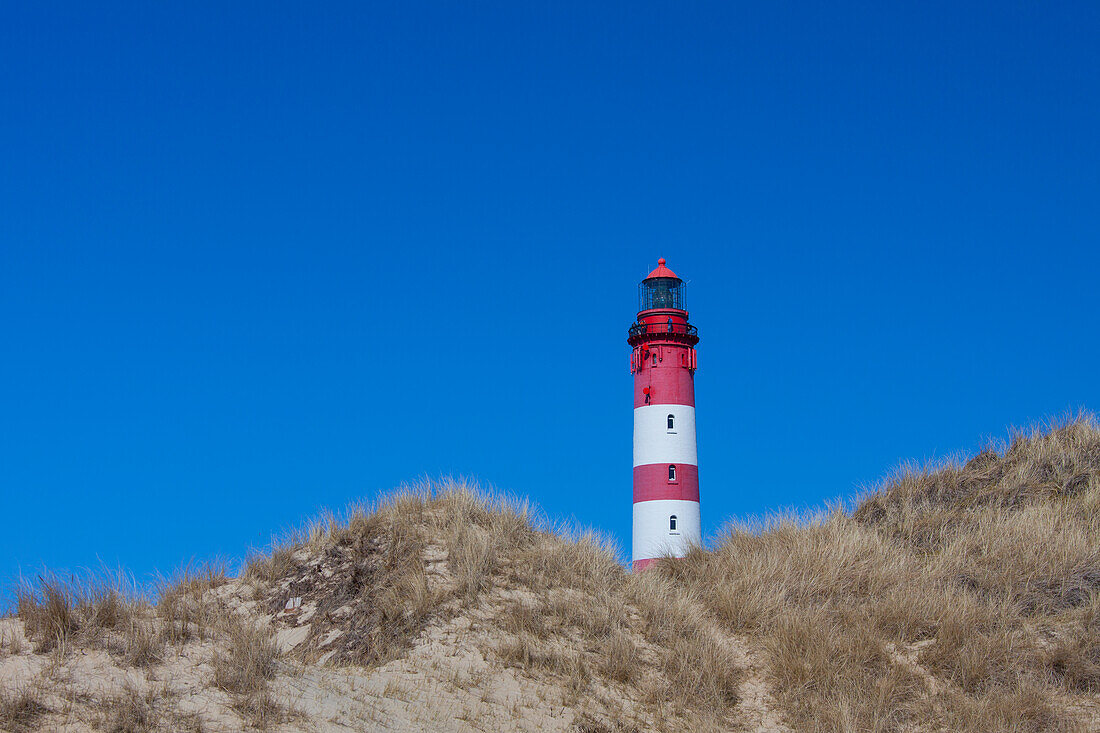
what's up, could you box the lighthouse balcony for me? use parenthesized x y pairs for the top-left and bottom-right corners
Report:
(627, 321), (699, 346)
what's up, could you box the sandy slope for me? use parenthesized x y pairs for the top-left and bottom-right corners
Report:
(1, 567), (787, 732)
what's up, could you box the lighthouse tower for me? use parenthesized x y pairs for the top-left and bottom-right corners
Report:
(629, 259), (701, 571)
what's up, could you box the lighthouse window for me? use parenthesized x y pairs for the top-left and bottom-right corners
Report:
(669, 515), (677, 531)
(668, 464), (676, 481)
(667, 414), (675, 431)
(652, 352), (657, 367)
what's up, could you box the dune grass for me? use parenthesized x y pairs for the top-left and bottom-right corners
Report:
(237, 479), (743, 729)
(7, 415), (1100, 731)
(0, 682), (50, 732)
(11, 559), (287, 730)
(659, 413), (1100, 732)
(15, 568), (143, 656)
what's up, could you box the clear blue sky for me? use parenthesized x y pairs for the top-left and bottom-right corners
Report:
(3, 2), (1098, 589)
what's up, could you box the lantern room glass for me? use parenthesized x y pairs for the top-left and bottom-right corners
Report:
(639, 277), (686, 311)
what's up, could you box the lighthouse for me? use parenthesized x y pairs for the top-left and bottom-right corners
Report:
(629, 258), (701, 571)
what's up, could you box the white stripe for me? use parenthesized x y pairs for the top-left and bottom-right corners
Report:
(632, 499), (701, 563)
(632, 404), (697, 467)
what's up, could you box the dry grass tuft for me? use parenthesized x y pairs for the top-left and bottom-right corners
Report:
(16, 576), (77, 653)
(573, 715), (641, 733)
(501, 599), (550, 639)
(118, 619), (163, 667)
(14, 568), (178, 670)
(211, 617), (287, 729)
(212, 620), (279, 694)
(598, 629), (641, 683)
(1044, 594), (1100, 693)
(513, 530), (624, 595)
(92, 682), (206, 733)
(242, 546), (297, 587)
(0, 683), (50, 732)
(629, 570), (742, 723)
(1, 624), (26, 655)
(15, 568), (144, 656)
(96, 683), (160, 733)
(499, 634), (588, 680)
(156, 560), (228, 646)
(229, 687), (287, 730)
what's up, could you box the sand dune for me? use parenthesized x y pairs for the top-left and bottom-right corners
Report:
(4, 415), (1100, 731)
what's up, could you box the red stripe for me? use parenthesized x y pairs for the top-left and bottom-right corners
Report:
(634, 349), (696, 407)
(632, 558), (659, 572)
(633, 463), (699, 502)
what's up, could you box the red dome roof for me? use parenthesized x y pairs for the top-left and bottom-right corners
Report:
(645, 257), (680, 280)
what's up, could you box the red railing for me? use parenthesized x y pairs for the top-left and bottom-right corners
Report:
(628, 322), (698, 339)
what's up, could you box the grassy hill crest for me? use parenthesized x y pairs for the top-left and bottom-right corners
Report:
(3, 414), (1100, 731)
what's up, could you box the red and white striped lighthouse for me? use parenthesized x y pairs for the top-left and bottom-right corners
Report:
(629, 258), (701, 571)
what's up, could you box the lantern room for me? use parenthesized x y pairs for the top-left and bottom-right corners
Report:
(628, 257), (699, 357)
(638, 258), (686, 312)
